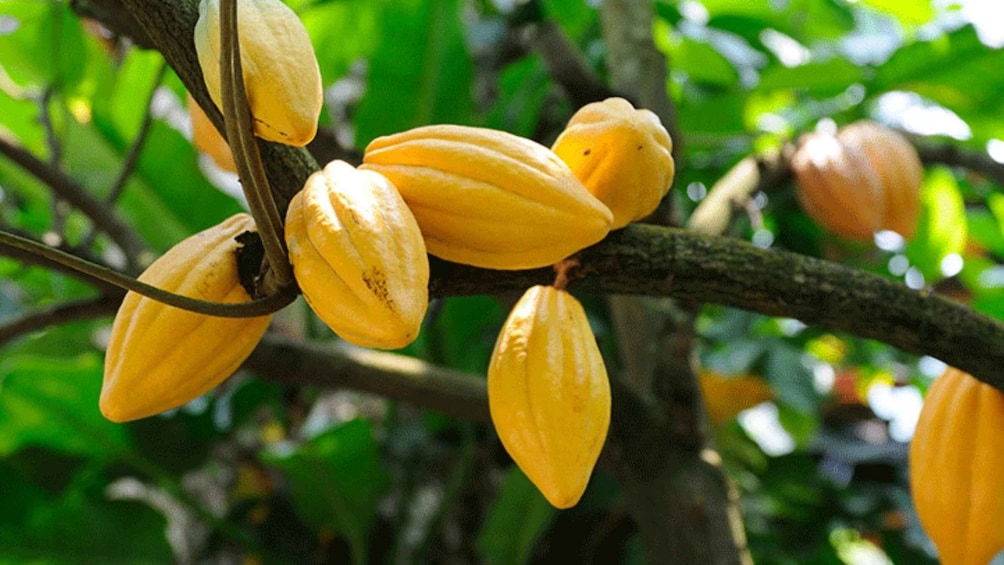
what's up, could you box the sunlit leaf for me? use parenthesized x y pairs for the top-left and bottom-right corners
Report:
(905, 167), (967, 280)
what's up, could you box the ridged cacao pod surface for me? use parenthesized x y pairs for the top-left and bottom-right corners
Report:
(194, 0), (322, 146)
(488, 285), (611, 508)
(361, 125), (613, 270)
(838, 120), (923, 238)
(791, 131), (885, 242)
(285, 160), (429, 349)
(910, 367), (1004, 565)
(187, 92), (237, 173)
(101, 213), (272, 422)
(552, 97), (675, 229)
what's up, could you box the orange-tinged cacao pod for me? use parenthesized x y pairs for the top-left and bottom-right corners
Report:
(791, 131), (885, 242)
(101, 213), (272, 422)
(488, 285), (611, 508)
(285, 160), (429, 349)
(194, 0), (322, 146)
(187, 92), (237, 173)
(552, 97), (675, 229)
(698, 370), (773, 425)
(837, 120), (923, 239)
(361, 125), (613, 270)
(910, 367), (1004, 565)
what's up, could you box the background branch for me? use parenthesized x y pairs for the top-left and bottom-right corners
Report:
(916, 141), (1004, 187)
(0, 294), (123, 347)
(0, 137), (149, 271)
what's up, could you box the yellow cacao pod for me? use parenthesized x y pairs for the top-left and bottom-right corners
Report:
(488, 285), (611, 508)
(791, 131), (885, 242)
(552, 97), (675, 229)
(910, 367), (1004, 565)
(285, 160), (429, 349)
(837, 120), (923, 239)
(187, 92), (237, 173)
(194, 0), (322, 146)
(361, 125), (613, 270)
(698, 370), (773, 425)
(101, 213), (272, 422)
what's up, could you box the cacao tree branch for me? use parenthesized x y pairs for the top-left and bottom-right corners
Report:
(915, 141), (1004, 187)
(429, 224), (1004, 389)
(520, 20), (618, 109)
(0, 136), (150, 271)
(111, 0), (318, 216)
(0, 294), (123, 347)
(247, 335), (491, 422)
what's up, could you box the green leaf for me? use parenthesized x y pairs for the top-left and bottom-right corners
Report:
(0, 2), (86, 89)
(859, 0), (934, 27)
(668, 34), (740, 88)
(263, 419), (389, 562)
(905, 167), (966, 281)
(765, 345), (816, 414)
(300, 0), (383, 83)
(0, 352), (129, 458)
(354, 0), (473, 146)
(757, 57), (862, 96)
(476, 466), (556, 565)
(485, 56), (553, 139)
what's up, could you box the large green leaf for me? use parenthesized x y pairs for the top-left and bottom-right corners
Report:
(0, 352), (129, 458)
(262, 419), (389, 562)
(476, 466), (556, 565)
(0, 2), (86, 90)
(300, 0), (383, 84)
(354, 0), (473, 145)
(859, 0), (934, 27)
(757, 57), (862, 96)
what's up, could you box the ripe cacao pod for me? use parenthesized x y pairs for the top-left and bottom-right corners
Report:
(488, 285), (611, 508)
(194, 0), (322, 146)
(361, 125), (613, 270)
(791, 131), (885, 242)
(698, 370), (773, 425)
(285, 160), (429, 349)
(910, 367), (1004, 565)
(838, 120), (923, 239)
(551, 97), (675, 229)
(101, 213), (272, 422)
(187, 92), (237, 173)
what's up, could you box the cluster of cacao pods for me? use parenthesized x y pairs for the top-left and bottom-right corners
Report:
(910, 367), (1004, 565)
(110, 1), (678, 511)
(791, 120), (923, 242)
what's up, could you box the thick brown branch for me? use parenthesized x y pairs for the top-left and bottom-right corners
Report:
(112, 0), (317, 213)
(0, 137), (149, 270)
(247, 335), (490, 422)
(0, 294), (123, 347)
(429, 224), (1004, 389)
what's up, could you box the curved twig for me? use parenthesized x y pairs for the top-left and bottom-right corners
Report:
(0, 294), (123, 347)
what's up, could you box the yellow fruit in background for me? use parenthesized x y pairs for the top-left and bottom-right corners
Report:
(698, 370), (773, 425)
(285, 160), (429, 349)
(194, 0), (322, 146)
(488, 285), (611, 509)
(791, 131), (885, 242)
(101, 213), (272, 422)
(187, 92), (237, 173)
(361, 125), (613, 270)
(910, 367), (1004, 565)
(837, 120), (923, 239)
(552, 97), (675, 229)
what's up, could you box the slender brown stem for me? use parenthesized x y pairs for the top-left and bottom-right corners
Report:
(106, 61), (168, 205)
(0, 229), (294, 318)
(219, 0), (293, 293)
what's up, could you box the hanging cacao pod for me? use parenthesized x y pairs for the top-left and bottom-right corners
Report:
(488, 285), (611, 508)
(187, 92), (237, 173)
(910, 367), (1004, 565)
(101, 213), (272, 422)
(361, 125), (613, 270)
(791, 131), (885, 242)
(837, 120), (923, 239)
(194, 0), (323, 146)
(698, 370), (773, 425)
(551, 97), (675, 229)
(285, 160), (429, 349)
